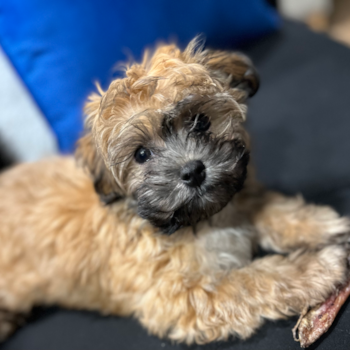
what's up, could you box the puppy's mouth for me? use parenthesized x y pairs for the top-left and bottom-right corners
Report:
(136, 146), (249, 235)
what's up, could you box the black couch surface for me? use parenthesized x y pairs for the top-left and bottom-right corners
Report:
(2, 21), (350, 350)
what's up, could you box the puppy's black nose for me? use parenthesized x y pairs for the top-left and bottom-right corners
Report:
(180, 160), (206, 188)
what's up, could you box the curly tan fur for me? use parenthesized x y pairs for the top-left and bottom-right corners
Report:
(0, 38), (349, 344)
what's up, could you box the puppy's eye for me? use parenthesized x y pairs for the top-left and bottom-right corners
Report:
(193, 114), (211, 132)
(134, 147), (152, 164)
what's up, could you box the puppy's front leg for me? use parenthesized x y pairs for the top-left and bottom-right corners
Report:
(241, 190), (350, 253)
(136, 245), (348, 344)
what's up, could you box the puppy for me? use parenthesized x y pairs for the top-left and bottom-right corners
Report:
(0, 38), (349, 344)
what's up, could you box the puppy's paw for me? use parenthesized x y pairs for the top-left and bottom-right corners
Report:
(306, 205), (350, 248)
(316, 245), (349, 287)
(0, 309), (25, 342)
(322, 218), (350, 246)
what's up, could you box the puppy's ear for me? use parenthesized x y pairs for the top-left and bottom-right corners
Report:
(75, 93), (121, 204)
(204, 50), (260, 98)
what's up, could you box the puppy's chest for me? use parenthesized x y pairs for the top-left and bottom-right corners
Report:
(194, 203), (254, 273)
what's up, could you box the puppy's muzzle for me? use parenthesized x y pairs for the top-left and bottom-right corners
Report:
(180, 160), (206, 188)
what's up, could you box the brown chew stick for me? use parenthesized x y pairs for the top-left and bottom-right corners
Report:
(293, 278), (350, 348)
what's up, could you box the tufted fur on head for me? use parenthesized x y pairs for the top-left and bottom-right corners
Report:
(75, 37), (259, 233)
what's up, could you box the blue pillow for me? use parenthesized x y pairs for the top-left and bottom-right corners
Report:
(0, 0), (280, 153)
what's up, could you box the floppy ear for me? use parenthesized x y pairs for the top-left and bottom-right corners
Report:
(75, 93), (122, 204)
(204, 50), (260, 98)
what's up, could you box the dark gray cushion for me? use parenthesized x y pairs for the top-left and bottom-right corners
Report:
(2, 20), (350, 350)
(246, 21), (350, 210)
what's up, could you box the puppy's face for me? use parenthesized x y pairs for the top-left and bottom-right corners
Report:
(76, 39), (259, 234)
